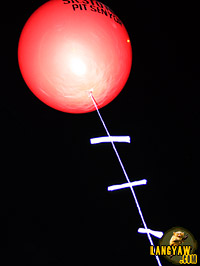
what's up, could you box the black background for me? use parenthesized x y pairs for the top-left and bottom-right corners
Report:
(1, 0), (199, 265)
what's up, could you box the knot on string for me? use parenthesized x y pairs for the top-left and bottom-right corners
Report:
(87, 89), (93, 98)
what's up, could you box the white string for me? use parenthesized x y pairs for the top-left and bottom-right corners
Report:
(90, 93), (162, 266)
(90, 136), (131, 144)
(138, 228), (164, 239)
(108, 179), (147, 191)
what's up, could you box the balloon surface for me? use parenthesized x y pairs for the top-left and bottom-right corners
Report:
(18, 0), (132, 113)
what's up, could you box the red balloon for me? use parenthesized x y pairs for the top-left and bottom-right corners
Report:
(18, 0), (132, 113)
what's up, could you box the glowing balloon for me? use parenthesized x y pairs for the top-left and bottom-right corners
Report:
(18, 0), (132, 113)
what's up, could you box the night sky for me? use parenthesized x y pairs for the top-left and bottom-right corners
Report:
(1, 1), (199, 265)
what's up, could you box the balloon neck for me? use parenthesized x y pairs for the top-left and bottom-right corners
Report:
(88, 89), (94, 97)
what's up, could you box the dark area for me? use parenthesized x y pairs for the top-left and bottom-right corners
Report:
(1, 0), (199, 265)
